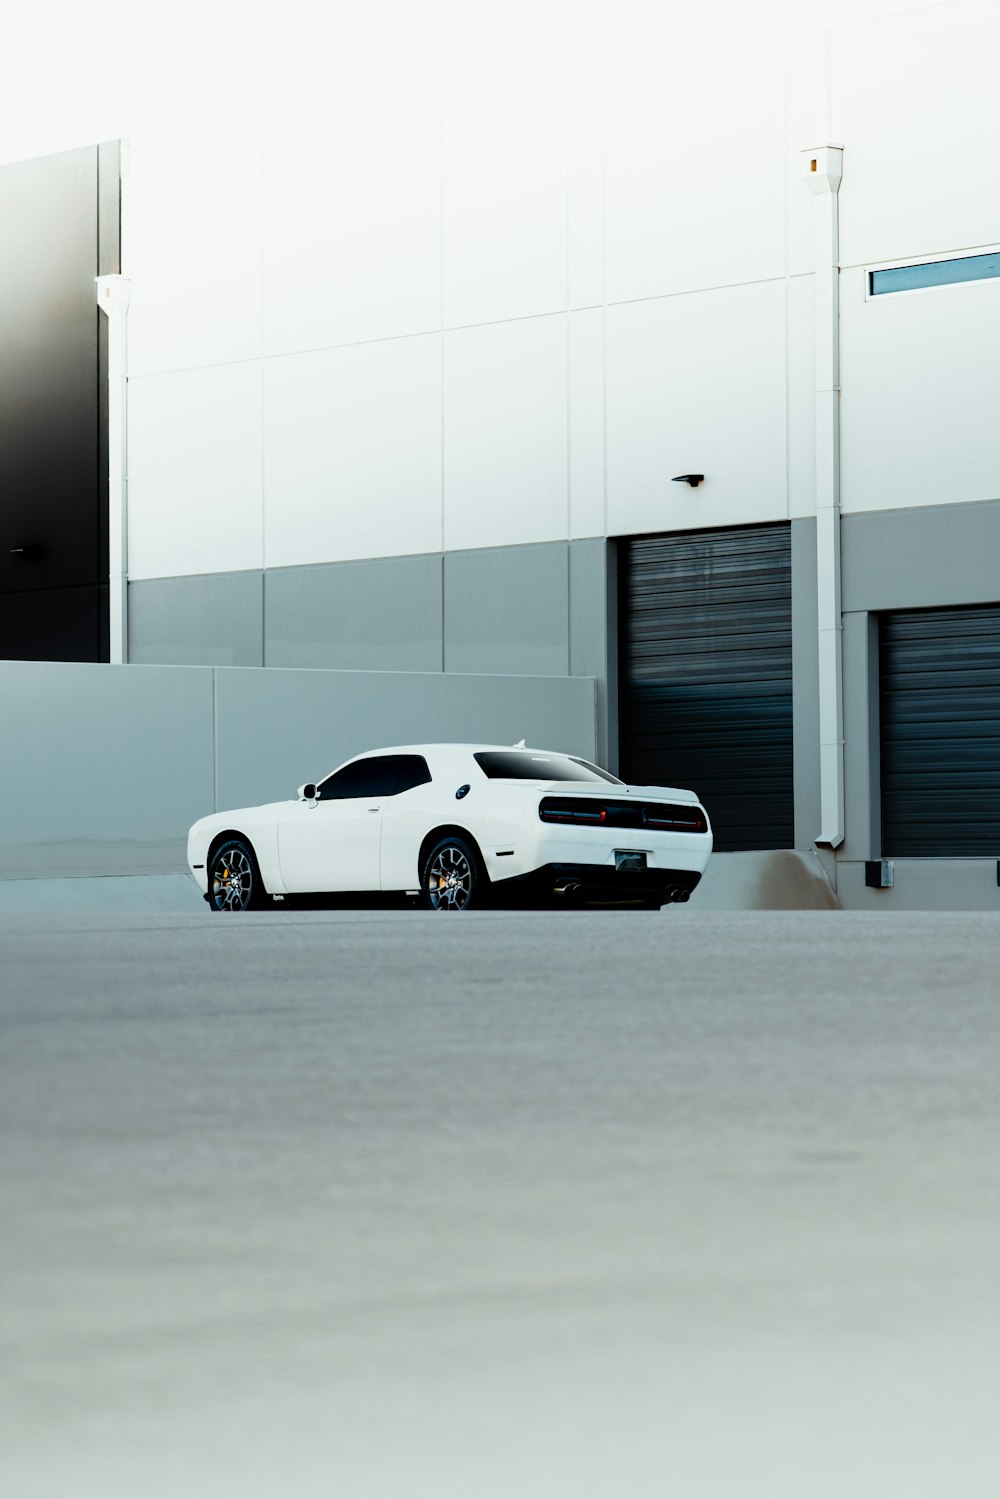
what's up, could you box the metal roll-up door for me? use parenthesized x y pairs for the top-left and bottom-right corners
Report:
(880, 605), (1000, 856)
(618, 524), (793, 852)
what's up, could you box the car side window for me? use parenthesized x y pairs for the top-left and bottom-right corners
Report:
(393, 755), (432, 794)
(318, 756), (399, 801)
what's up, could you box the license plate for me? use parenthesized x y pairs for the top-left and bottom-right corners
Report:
(615, 850), (647, 873)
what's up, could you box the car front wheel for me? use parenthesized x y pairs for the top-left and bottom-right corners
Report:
(421, 836), (481, 912)
(209, 838), (264, 912)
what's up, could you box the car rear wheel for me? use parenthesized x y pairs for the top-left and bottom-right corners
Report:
(209, 838), (264, 913)
(421, 836), (480, 912)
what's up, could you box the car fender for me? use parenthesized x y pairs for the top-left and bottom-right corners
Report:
(189, 803), (289, 895)
(379, 780), (525, 891)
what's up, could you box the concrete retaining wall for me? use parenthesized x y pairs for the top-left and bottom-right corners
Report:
(689, 850), (840, 911)
(0, 661), (596, 878)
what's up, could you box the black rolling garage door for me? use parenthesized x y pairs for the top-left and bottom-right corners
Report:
(880, 605), (1000, 856)
(618, 524), (793, 852)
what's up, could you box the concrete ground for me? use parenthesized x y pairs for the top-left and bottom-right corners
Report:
(1, 909), (998, 1499)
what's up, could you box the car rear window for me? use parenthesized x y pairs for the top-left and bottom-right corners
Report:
(474, 751), (621, 784)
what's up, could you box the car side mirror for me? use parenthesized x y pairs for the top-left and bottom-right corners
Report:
(298, 783), (318, 803)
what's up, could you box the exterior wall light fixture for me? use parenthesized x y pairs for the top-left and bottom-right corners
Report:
(672, 473), (704, 487)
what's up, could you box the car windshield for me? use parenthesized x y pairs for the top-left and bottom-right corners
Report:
(474, 751), (622, 784)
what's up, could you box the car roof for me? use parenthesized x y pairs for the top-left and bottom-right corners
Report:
(348, 743), (570, 756)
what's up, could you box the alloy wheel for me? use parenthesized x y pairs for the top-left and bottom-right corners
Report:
(427, 844), (473, 911)
(211, 845), (255, 912)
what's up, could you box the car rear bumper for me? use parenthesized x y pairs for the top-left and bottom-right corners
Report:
(496, 862), (703, 905)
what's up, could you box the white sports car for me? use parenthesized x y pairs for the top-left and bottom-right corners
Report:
(187, 743), (712, 913)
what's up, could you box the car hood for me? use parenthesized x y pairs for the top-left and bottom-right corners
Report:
(191, 800), (293, 833)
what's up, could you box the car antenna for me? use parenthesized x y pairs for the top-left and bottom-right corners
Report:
(512, 738), (526, 748)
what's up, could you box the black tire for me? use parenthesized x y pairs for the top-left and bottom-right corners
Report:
(420, 835), (482, 912)
(208, 837), (266, 913)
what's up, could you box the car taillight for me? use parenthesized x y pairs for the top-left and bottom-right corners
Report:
(643, 809), (708, 833)
(539, 796), (708, 833)
(539, 800), (607, 825)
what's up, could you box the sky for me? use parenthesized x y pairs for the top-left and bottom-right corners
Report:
(1, 0), (933, 169)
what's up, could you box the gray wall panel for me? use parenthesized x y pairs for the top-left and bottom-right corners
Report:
(791, 518), (820, 850)
(97, 140), (121, 277)
(265, 555), (442, 672)
(843, 499), (1000, 613)
(129, 573), (263, 667)
(841, 611), (880, 863)
(215, 667), (596, 811)
(444, 544), (569, 676)
(0, 660), (214, 876)
(568, 538), (610, 768)
(837, 859), (1000, 912)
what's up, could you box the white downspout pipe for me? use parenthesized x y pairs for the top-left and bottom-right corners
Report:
(96, 274), (131, 664)
(802, 147), (844, 848)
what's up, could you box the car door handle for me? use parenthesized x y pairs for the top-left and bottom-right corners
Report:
(368, 806), (381, 813)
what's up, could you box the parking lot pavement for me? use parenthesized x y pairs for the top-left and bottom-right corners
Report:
(2, 909), (999, 1499)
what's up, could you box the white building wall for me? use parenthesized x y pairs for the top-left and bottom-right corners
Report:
(832, 0), (1000, 270)
(442, 95), (568, 327)
(263, 120), (443, 354)
(604, 281), (789, 537)
(602, 42), (788, 302)
(840, 267), (1000, 516)
(127, 362), (264, 579)
(265, 336), (443, 566)
(833, 0), (1000, 519)
(122, 0), (1000, 580)
(121, 33), (824, 576)
(443, 316), (569, 550)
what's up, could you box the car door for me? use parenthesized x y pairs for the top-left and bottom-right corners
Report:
(277, 755), (399, 894)
(377, 753), (435, 890)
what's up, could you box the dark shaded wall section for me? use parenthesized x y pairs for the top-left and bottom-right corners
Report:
(0, 141), (119, 661)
